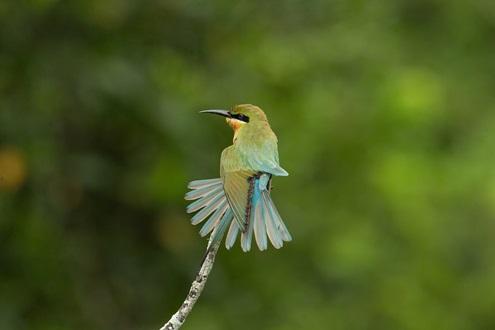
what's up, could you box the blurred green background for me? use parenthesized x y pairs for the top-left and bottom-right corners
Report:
(1, 1), (495, 329)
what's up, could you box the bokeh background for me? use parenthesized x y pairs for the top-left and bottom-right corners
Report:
(1, 1), (495, 329)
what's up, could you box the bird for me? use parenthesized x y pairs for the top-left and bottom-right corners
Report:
(185, 104), (292, 252)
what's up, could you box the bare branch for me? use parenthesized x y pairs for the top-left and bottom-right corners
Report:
(160, 243), (220, 330)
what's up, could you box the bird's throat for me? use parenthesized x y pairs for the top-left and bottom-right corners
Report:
(226, 118), (245, 143)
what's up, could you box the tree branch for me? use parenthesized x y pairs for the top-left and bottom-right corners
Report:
(160, 243), (220, 330)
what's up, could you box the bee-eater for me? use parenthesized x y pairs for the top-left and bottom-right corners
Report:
(185, 104), (292, 252)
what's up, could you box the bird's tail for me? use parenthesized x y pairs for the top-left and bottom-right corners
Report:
(185, 178), (291, 251)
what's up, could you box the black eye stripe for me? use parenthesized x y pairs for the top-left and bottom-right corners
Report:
(232, 113), (250, 123)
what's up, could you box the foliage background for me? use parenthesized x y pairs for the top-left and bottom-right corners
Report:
(1, 1), (495, 329)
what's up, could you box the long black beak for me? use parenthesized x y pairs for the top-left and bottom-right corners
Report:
(199, 109), (232, 118)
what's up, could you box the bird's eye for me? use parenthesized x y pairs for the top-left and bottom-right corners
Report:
(233, 114), (250, 123)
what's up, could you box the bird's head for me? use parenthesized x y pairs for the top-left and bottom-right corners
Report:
(200, 104), (268, 133)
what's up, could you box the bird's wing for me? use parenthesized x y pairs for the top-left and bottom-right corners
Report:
(221, 146), (255, 231)
(185, 178), (235, 248)
(222, 170), (256, 231)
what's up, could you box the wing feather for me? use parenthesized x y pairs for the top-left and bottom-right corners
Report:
(200, 200), (228, 237)
(222, 170), (254, 230)
(186, 184), (224, 214)
(188, 178), (222, 190)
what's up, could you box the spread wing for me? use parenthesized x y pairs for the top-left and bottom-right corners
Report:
(222, 170), (256, 231)
(220, 146), (257, 231)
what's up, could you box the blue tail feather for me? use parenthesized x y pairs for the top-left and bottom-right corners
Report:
(253, 197), (268, 251)
(262, 194), (283, 249)
(263, 191), (292, 242)
(225, 219), (240, 249)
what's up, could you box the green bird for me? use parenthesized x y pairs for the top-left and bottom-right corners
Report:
(185, 104), (292, 252)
